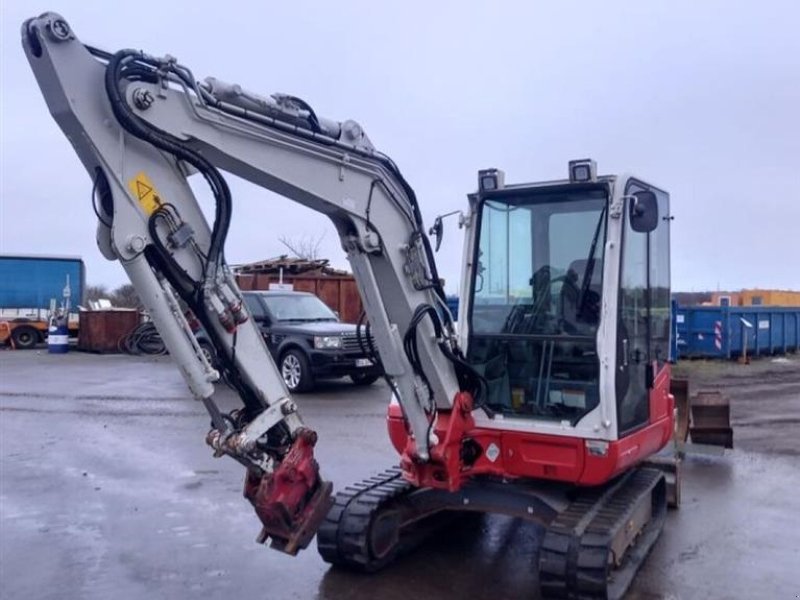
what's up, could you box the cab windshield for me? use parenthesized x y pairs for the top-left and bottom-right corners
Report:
(467, 187), (608, 423)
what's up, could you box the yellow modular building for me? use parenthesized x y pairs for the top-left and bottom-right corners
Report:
(710, 289), (800, 307)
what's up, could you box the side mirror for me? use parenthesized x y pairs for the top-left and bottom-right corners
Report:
(630, 191), (658, 233)
(429, 216), (444, 252)
(428, 210), (464, 252)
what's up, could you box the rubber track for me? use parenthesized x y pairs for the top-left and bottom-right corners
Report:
(539, 468), (666, 600)
(317, 467), (413, 571)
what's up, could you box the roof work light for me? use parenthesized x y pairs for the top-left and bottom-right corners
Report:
(568, 159), (597, 183)
(478, 168), (505, 192)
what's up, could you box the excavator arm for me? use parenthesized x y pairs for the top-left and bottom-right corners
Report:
(22, 12), (482, 552)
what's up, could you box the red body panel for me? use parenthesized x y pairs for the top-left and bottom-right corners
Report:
(388, 364), (674, 489)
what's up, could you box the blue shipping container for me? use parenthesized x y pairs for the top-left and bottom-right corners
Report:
(443, 295), (797, 360)
(446, 296), (460, 320)
(675, 304), (800, 359)
(0, 255), (85, 309)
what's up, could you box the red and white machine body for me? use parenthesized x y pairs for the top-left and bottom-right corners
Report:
(390, 164), (674, 490)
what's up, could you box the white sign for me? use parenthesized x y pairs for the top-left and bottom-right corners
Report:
(268, 283), (294, 291)
(676, 314), (685, 324)
(485, 443), (500, 463)
(758, 320), (770, 330)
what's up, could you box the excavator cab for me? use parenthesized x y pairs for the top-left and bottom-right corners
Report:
(460, 161), (673, 447)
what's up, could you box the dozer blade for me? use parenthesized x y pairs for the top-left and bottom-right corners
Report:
(689, 390), (734, 449)
(672, 378), (734, 450)
(671, 377), (691, 444)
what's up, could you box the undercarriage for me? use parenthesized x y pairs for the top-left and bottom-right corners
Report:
(317, 465), (673, 599)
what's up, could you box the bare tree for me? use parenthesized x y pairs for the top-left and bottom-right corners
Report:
(85, 284), (110, 303)
(672, 291), (714, 306)
(278, 232), (326, 261)
(111, 284), (142, 309)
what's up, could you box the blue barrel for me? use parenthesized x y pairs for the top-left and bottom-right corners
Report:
(48, 322), (69, 354)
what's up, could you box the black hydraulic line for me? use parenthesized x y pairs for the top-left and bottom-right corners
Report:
(403, 305), (440, 403)
(105, 50), (231, 272)
(118, 66), (159, 84)
(104, 50), (273, 418)
(355, 311), (378, 361)
(403, 304), (482, 404)
(141, 246), (264, 418)
(365, 320), (378, 362)
(146, 214), (196, 297)
(367, 154), (449, 304)
(403, 302), (488, 414)
(91, 168), (113, 227)
(85, 44), (111, 60)
(364, 179), (379, 232)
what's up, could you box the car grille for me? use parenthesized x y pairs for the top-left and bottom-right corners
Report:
(342, 332), (376, 354)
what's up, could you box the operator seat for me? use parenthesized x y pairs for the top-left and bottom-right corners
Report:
(561, 258), (603, 331)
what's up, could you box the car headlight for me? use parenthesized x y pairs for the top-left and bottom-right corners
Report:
(314, 335), (342, 349)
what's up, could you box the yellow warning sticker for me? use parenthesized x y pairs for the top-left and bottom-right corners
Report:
(128, 171), (164, 216)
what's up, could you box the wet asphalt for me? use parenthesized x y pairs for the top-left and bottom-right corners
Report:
(1, 351), (798, 600)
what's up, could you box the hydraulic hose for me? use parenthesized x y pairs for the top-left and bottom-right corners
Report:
(105, 50), (231, 274)
(104, 51), (271, 417)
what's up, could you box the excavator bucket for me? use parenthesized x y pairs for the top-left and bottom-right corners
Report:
(243, 428), (333, 555)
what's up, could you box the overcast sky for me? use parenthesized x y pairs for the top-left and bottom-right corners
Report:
(1, 0), (798, 293)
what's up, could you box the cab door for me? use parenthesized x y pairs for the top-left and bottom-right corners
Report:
(615, 179), (671, 435)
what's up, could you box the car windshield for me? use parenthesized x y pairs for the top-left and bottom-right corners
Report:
(262, 294), (338, 322)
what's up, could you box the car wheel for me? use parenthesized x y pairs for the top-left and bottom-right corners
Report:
(11, 326), (39, 350)
(281, 349), (314, 393)
(198, 340), (218, 370)
(350, 373), (379, 386)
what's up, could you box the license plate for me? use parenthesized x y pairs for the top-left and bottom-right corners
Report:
(355, 358), (373, 368)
